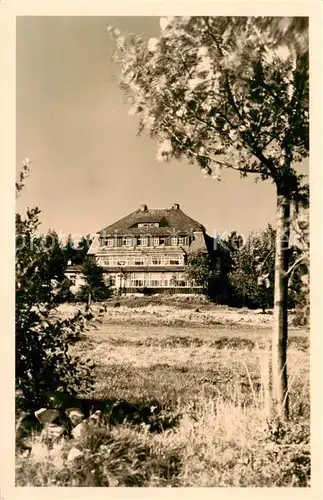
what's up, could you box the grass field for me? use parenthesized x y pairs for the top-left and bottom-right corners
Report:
(16, 300), (310, 487)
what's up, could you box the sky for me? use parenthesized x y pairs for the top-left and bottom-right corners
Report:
(16, 16), (308, 241)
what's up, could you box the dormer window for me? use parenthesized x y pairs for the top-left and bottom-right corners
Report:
(171, 236), (178, 246)
(125, 237), (132, 247)
(138, 222), (160, 228)
(179, 236), (185, 245)
(103, 237), (113, 247)
(153, 237), (159, 246)
(137, 236), (148, 246)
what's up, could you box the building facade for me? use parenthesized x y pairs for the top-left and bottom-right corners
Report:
(66, 203), (214, 293)
(90, 202), (211, 292)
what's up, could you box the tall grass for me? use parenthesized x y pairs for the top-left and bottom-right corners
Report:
(16, 310), (309, 487)
(16, 349), (309, 487)
(16, 396), (310, 486)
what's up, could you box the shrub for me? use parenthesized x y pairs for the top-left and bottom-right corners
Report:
(16, 165), (95, 411)
(76, 258), (111, 303)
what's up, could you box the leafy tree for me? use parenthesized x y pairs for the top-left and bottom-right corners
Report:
(62, 233), (77, 265)
(223, 231), (244, 256)
(110, 16), (309, 418)
(184, 249), (229, 302)
(228, 226), (276, 311)
(41, 230), (66, 280)
(184, 250), (215, 292)
(16, 164), (95, 412)
(60, 234), (92, 267)
(76, 257), (111, 303)
(74, 235), (93, 265)
(288, 207), (309, 324)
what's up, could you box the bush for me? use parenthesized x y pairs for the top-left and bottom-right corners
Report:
(16, 167), (95, 411)
(140, 287), (154, 296)
(76, 258), (111, 303)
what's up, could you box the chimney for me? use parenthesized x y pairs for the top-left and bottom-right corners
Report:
(140, 204), (148, 212)
(172, 203), (180, 210)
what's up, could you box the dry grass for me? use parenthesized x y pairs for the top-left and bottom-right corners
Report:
(16, 303), (310, 487)
(56, 300), (302, 328)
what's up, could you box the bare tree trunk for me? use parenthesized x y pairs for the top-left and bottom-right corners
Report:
(272, 191), (290, 419)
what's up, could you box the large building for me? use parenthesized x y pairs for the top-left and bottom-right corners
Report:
(66, 203), (216, 293)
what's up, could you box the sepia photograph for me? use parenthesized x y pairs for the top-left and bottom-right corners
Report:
(10, 10), (315, 490)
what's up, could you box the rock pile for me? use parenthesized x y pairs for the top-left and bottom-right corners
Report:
(37, 406), (105, 441)
(16, 392), (177, 457)
(16, 404), (106, 458)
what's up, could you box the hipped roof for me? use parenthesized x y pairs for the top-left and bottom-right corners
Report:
(98, 206), (205, 236)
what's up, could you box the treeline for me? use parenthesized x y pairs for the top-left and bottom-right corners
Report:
(31, 224), (309, 323)
(25, 231), (110, 304)
(185, 224), (309, 323)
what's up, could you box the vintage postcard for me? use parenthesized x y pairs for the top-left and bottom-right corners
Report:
(0, 0), (322, 499)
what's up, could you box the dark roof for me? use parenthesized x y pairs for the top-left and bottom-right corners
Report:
(65, 265), (83, 273)
(129, 214), (165, 225)
(97, 206), (205, 236)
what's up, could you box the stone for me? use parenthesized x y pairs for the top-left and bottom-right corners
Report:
(35, 408), (60, 425)
(89, 410), (103, 426)
(67, 447), (84, 462)
(66, 407), (85, 427)
(41, 424), (65, 442)
(72, 421), (88, 439)
(16, 413), (41, 443)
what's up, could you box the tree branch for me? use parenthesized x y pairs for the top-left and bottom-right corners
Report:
(285, 255), (308, 277)
(257, 248), (274, 272)
(203, 17), (278, 180)
(163, 122), (263, 175)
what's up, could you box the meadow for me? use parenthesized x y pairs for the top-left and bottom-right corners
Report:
(16, 297), (310, 487)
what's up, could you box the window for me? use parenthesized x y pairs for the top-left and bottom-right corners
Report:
(117, 260), (126, 266)
(152, 256), (163, 266)
(109, 276), (116, 287)
(124, 237), (132, 247)
(150, 279), (162, 287)
(179, 237), (185, 245)
(101, 237), (113, 246)
(141, 236), (148, 247)
(153, 237), (159, 246)
(138, 222), (160, 228)
(137, 237), (147, 246)
(169, 257), (180, 265)
(130, 273), (145, 287)
(101, 257), (111, 266)
(134, 257), (145, 266)
(171, 236), (178, 246)
(159, 237), (166, 245)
